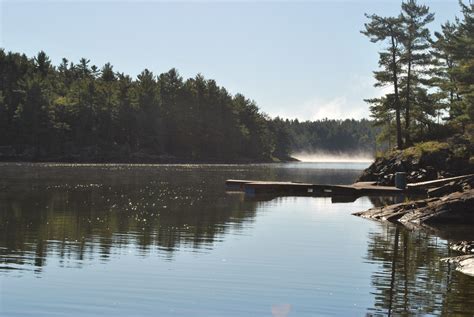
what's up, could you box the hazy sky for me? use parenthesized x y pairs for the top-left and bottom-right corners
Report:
(0, 0), (461, 121)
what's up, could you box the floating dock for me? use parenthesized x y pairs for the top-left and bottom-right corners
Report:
(225, 179), (417, 197)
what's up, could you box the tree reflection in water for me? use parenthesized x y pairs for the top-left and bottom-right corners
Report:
(365, 223), (474, 316)
(0, 162), (362, 274)
(2, 163), (474, 316)
(0, 165), (265, 273)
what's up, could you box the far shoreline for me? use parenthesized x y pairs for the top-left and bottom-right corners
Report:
(0, 156), (301, 165)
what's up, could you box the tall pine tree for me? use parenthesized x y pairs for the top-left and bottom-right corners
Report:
(400, 0), (435, 144)
(362, 15), (404, 148)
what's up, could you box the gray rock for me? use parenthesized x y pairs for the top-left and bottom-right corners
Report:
(353, 189), (474, 225)
(427, 181), (462, 198)
(441, 255), (474, 277)
(451, 241), (474, 254)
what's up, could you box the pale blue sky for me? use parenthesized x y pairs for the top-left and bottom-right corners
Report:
(0, 0), (461, 120)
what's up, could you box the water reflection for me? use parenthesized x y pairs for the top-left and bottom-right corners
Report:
(1, 177), (256, 273)
(365, 224), (474, 316)
(0, 163), (363, 274)
(2, 163), (474, 316)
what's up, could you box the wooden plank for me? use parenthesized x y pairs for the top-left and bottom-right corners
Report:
(225, 179), (311, 191)
(352, 181), (378, 187)
(243, 181), (314, 195)
(225, 179), (257, 190)
(335, 184), (404, 195)
(407, 174), (474, 189)
(227, 174), (474, 196)
(226, 179), (412, 196)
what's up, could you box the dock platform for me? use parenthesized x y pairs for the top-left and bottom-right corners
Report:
(225, 179), (420, 197)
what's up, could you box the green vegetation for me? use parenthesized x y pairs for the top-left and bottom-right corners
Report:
(362, 1), (474, 149)
(0, 50), (377, 162)
(283, 118), (378, 154)
(3, 0), (470, 162)
(399, 140), (449, 159)
(0, 52), (277, 162)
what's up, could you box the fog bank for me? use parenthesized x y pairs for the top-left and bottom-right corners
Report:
(292, 151), (374, 163)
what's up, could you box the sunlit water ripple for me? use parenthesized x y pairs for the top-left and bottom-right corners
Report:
(1, 162), (473, 316)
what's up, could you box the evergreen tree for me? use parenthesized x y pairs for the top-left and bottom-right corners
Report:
(400, 0), (435, 144)
(0, 49), (381, 162)
(445, 1), (474, 131)
(362, 14), (404, 148)
(136, 69), (162, 153)
(430, 21), (460, 122)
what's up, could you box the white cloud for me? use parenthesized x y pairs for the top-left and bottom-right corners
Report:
(311, 96), (368, 120)
(270, 74), (393, 121)
(273, 95), (369, 121)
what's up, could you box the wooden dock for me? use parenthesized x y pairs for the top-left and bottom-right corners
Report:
(225, 179), (419, 197)
(407, 174), (474, 189)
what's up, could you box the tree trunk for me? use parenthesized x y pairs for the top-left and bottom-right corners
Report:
(388, 226), (400, 317)
(405, 48), (412, 146)
(391, 35), (403, 149)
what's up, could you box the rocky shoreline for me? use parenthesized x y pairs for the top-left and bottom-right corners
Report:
(358, 138), (473, 186)
(442, 244), (474, 277)
(354, 179), (474, 277)
(354, 188), (474, 225)
(354, 139), (474, 277)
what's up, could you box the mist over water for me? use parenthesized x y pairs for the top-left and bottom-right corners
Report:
(292, 151), (374, 163)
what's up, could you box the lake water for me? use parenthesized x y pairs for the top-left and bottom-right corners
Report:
(1, 162), (474, 316)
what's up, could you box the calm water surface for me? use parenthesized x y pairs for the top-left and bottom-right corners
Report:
(1, 162), (473, 316)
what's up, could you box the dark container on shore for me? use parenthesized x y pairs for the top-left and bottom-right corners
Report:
(395, 172), (407, 189)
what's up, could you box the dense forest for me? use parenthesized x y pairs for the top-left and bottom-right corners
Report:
(283, 118), (378, 154)
(362, 0), (473, 149)
(3, 0), (470, 163)
(0, 49), (377, 162)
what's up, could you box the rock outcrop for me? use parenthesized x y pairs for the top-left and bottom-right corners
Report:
(359, 137), (474, 186)
(355, 172), (474, 277)
(356, 136), (474, 278)
(353, 189), (474, 225)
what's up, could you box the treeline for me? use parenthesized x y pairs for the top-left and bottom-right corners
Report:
(362, 0), (473, 149)
(0, 49), (377, 162)
(0, 50), (284, 162)
(280, 118), (378, 154)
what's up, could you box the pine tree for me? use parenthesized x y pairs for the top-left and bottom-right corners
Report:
(362, 14), (404, 148)
(430, 21), (460, 122)
(400, 0), (435, 144)
(446, 1), (474, 131)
